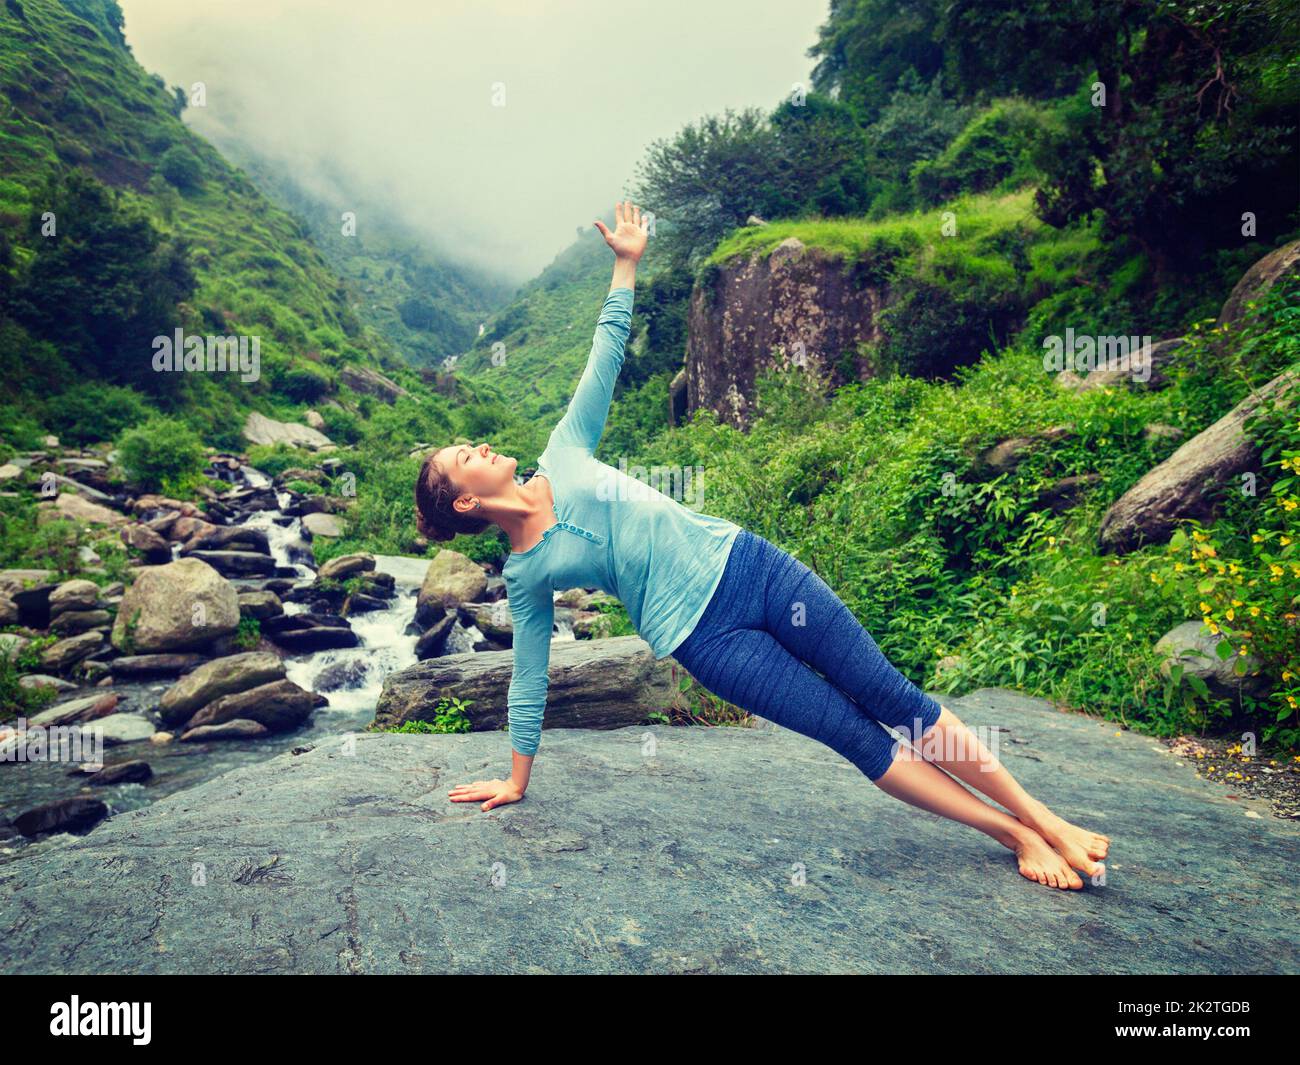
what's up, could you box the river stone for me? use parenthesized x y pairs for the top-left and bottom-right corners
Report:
(187, 550), (277, 577)
(43, 493), (128, 527)
(12, 796), (108, 838)
(28, 692), (120, 727)
(92, 713), (157, 746)
(238, 590), (283, 620)
(314, 658), (370, 692)
(301, 512), (344, 538)
(184, 525), (271, 554)
(263, 614), (359, 653)
(179, 719), (271, 742)
(0, 569), (55, 597)
(318, 552), (375, 581)
(1154, 621), (1270, 699)
(1, 688), (1296, 974)
(87, 760), (153, 786)
(1098, 367), (1300, 553)
(414, 609), (456, 661)
(456, 600), (514, 639)
(50, 609), (112, 636)
(40, 631), (104, 671)
(19, 674), (77, 694)
(48, 579), (99, 616)
(110, 557), (240, 653)
(120, 523), (171, 562)
(158, 651), (287, 726)
(375, 634), (674, 732)
(185, 678), (319, 733)
(110, 653), (210, 679)
(417, 550), (486, 622)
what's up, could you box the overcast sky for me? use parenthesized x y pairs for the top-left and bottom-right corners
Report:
(119, 0), (829, 284)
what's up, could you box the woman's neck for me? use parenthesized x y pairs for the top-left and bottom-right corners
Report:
(498, 475), (557, 553)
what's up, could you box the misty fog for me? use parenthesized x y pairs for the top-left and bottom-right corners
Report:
(118, 0), (827, 285)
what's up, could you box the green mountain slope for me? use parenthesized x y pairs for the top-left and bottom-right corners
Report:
(0, 0), (421, 446)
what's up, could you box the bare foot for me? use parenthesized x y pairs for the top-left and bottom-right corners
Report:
(1018, 801), (1110, 878)
(1003, 824), (1084, 890)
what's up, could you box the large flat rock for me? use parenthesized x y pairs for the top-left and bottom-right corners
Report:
(1, 689), (1295, 974)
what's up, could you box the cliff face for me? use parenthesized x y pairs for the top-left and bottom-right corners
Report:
(683, 237), (886, 430)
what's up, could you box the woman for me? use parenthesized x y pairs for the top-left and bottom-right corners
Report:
(416, 201), (1109, 890)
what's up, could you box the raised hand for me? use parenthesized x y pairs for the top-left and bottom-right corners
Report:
(594, 200), (648, 262)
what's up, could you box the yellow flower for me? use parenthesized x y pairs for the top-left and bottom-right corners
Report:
(1225, 608), (1235, 620)
(1284, 499), (1298, 511)
(1199, 601), (1212, 614)
(1232, 599), (1243, 607)
(1252, 534), (1264, 543)
(1174, 562), (1185, 572)
(1270, 564), (1284, 577)
(1249, 606), (1261, 617)
(1282, 536), (1294, 546)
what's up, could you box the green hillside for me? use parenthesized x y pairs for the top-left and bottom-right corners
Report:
(0, 0), (442, 447)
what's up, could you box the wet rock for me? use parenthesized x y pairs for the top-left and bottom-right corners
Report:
(120, 523), (172, 563)
(28, 691), (120, 726)
(414, 608), (456, 661)
(13, 796), (108, 838)
(50, 609), (112, 637)
(110, 654), (210, 680)
(262, 613), (359, 654)
(179, 719), (271, 742)
(185, 678), (321, 733)
(86, 759), (153, 786)
(40, 631), (105, 671)
(339, 365), (409, 404)
(302, 512), (345, 538)
(48, 579), (100, 616)
(187, 550), (277, 578)
(94, 713), (157, 746)
(318, 552), (375, 581)
(377, 634), (674, 733)
(314, 658), (369, 692)
(417, 550), (486, 622)
(158, 651), (287, 726)
(237, 590), (283, 621)
(110, 558), (241, 653)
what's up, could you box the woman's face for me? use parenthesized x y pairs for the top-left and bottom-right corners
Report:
(435, 441), (518, 512)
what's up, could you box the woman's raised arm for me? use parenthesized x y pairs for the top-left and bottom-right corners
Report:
(545, 201), (648, 455)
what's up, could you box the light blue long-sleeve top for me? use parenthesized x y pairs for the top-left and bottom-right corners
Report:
(502, 286), (740, 756)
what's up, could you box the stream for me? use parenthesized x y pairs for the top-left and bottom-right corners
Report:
(0, 461), (572, 865)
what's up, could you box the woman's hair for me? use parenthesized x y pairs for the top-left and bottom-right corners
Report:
(414, 449), (494, 543)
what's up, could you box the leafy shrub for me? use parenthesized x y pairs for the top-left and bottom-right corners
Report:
(912, 99), (1053, 205)
(116, 415), (207, 493)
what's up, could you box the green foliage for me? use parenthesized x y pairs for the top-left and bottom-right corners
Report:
(912, 99), (1054, 205)
(233, 616), (261, 651)
(373, 697), (473, 735)
(158, 144), (203, 190)
(116, 414), (206, 492)
(0, 644), (58, 723)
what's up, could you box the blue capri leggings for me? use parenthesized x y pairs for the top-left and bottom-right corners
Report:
(671, 529), (944, 781)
